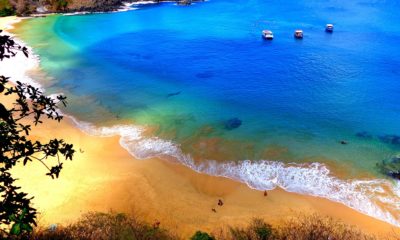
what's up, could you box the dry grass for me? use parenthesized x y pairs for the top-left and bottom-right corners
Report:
(215, 218), (275, 240)
(273, 213), (376, 240)
(214, 213), (400, 240)
(12, 212), (178, 240)
(7, 211), (400, 240)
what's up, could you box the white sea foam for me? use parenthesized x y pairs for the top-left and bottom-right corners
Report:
(62, 12), (92, 16)
(30, 2), (139, 16)
(117, 2), (141, 12)
(127, 1), (158, 5)
(2, 19), (400, 228)
(67, 116), (400, 226)
(0, 27), (42, 90)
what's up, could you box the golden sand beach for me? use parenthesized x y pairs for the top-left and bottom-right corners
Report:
(10, 116), (397, 238)
(0, 16), (19, 30)
(1, 16), (398, 238)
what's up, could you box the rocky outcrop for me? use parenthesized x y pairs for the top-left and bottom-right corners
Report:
(65, 0), (123, 13)
(177, 0), (191, 5)
(1, 0), (204, 16)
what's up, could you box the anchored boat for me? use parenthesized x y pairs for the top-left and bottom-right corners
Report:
(294, 30), (303, 39)
(262, 30), (274, 40)
(325, 24), (334, 32)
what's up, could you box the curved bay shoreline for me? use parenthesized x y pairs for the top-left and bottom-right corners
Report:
(0, 16), (399, 238)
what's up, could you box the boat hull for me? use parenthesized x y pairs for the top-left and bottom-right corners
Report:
(262, 36), (274, 40)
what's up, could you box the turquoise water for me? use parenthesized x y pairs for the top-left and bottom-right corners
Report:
(14, 0), (400, 225)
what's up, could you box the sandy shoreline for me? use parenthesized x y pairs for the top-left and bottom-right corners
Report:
(0, 16), (20, 30)
(1, 16), (399, 238)
(11, 117), (398, 238)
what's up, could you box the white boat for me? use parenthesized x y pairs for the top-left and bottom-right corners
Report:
(294, 29), (303, 39)
(262, 30), (274, 40)
(325, 24), (334, 32)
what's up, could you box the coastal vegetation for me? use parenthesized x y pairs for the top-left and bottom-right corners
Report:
(0, 0), (202, 16)
(2, 0), (123, 15)
(0, 0), (14, 16)
(24, 212), (179, 240)
(211, 214), (380, 240)
(0, 32), (75, 237)
(191, 231), (215, 240)
(6, 211), (399, 240)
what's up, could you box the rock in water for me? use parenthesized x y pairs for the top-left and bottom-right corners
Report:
(178, 0), (192, 5)
(224, 118), (242, 130)
(167, 91), (181, 98)
(196, 71), (214, 79)
(379, 134), (400, 146)
(355, 131), (372, 139)
(377, 156), (400, 180)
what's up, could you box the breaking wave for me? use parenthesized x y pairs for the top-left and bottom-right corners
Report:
(69, 118), (400, 227)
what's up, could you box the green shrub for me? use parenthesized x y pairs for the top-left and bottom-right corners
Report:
(228, 218), (274, 240)
(191, 231), (215, 240)
(48, 0), (69, 11)
(249, 219), (273, 240)
(0, 0), (15, 16)
(7, 211), (396, 240)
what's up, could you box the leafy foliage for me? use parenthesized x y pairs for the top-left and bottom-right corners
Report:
(0, 0), (15, 17)
(0, 31), (28, 61)
(227, 219), (274, 240)
(191, 231), (216, 240)
(47, 0), (69, 11)
(5, 211), (399, 240)
(249, 219), (273, 240)
(0, 31), (75, 237)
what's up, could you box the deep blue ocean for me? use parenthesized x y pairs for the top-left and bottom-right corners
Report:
(14, 0), (400, 226)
